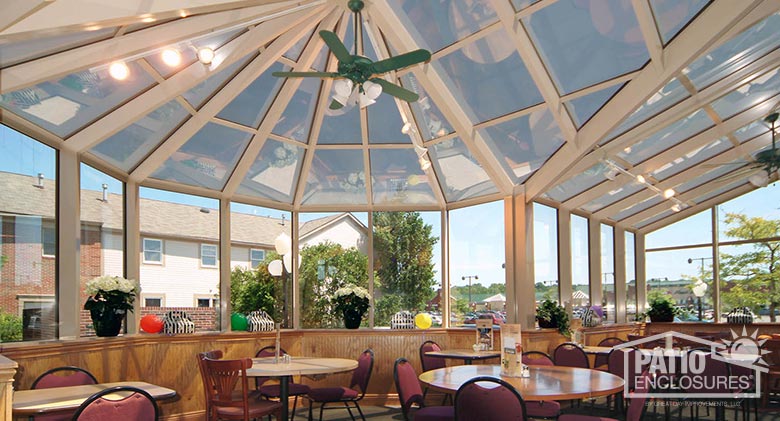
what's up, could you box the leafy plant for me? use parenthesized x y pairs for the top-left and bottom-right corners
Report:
(83, 276), (139, 318)
(332, 284), (371, 316)
(0, 310), (22, 342)
(536, 299), (571, 337)
(646, 290), (678, 322)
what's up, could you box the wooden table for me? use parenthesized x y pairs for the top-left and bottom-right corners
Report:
(13, 381), (176, 416)
(419, 365), (624, 401)
(582, 346), (614, 355)
(424, 349), (501, 365)
(248, 357), (357, 421)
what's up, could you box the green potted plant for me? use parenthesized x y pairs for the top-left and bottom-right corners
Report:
(536, 299), (571, 337)
(646, 291), (678, 322)
(332, 284), (370, 329)
(84, 275), (139, 336)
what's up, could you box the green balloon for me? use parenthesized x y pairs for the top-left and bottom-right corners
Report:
(231, 313), (248, 331)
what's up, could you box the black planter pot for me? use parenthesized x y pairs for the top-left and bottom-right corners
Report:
(538, 319), (557, 329)
(343, 309), (363, 329)
(92, 311), (125, 337)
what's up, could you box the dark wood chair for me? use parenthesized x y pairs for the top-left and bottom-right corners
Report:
(202, 357), (281, 421)
(197, 349), (223, 419)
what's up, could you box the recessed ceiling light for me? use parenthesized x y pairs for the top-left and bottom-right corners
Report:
(108, 62), (130, 80)
(197, 47), (215, 65)
(161, 49), (181, 67)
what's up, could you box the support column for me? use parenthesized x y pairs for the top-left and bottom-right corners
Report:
(292, 211), (301, 329)
(614, 226), (627, 323)
(219, 199), (231, 331)
(588, 218), (602, 310)
(0, 355), (18, 421)
(557, 209), (573, 318)
(504, 193), (535, 328)
(124, 181), (140, 334)
(712, 206), (721, 323)
(367, 212), (374, 329)
(58, 148), (80, 340)
(636, 234), (647, 315)
(441, 210), (450, 328)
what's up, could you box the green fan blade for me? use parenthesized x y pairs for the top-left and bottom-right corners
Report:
(319, 30), (354, 64)
(369, 49), (431, 74)
(272, 71), (338, 78)
(329, 99), (344, 110)
(370, 78), (419, 102)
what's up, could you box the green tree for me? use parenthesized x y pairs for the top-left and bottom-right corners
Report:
(0, 310), (22, 342)
(299, 242), (368, 328)
(230, 260), (279, 318)
(372, 212), (438, 324)
(719, 213), (780, 321)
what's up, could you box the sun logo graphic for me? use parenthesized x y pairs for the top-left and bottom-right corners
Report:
(718, 327), (772, 370)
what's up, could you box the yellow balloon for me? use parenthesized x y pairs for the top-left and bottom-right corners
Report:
(415, 313), (432, 329)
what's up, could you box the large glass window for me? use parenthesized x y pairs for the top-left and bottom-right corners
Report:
(79, 164), (124, 337)
(139, 188), (220, 331)
(571, 214), (590, 318)
(625, 231), (637, 321)
(0, 125), (57, 342)
(533, 203), (558, 304)
(646, 247), (712, 321)
(229, 203), (291, 328)
(601, 224), (615, 322)
(449, 201), (506, 326)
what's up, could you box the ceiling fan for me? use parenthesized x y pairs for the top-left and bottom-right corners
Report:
(272, 0), (431, 110)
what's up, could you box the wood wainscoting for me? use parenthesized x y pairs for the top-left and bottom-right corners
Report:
(1, 327), (569, 420)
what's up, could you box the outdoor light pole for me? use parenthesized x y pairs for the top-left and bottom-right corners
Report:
(462, 275), (478, 307)
(687, 257), (712, 320)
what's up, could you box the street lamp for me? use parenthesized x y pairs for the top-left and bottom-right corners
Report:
(692, 279), (708, 321)
(462, 275), (478, 307)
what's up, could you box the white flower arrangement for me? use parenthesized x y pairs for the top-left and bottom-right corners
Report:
(333, 284), (370, 316)
(334, 284), (370, 300)
(85, 275), (139, 296)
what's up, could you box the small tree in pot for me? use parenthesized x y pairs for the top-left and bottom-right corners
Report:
(536, 299), (571, 337)
(646, 291), (678, 322)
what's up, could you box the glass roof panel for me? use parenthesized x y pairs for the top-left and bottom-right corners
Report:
(635, 208), (675, 229)
(272, 77), (320, 143)
(436, 29), (543, 123)
(685, 13), (780, 90)
(601, 78), (689, 145)
(710, 68), (780, 121)
(89, 100), (189, 172)
(181, 54), (253, 109)
(675, 159), (748, 193)
(512, 0), (541, 13)
(401, 73), (454, 141)
(650, 0), (709, 45)
(236, 138), (304, 203)
(734, 119), (769, 143)
(523, 0), (649, 95)
(0, 60), (155, 138)
(427, 137), (498, 202)
(314, 17), (354, 71)
(545, 162), (610, 202)
(617, 108), (714, 165)
(151, 122), (252, 190)
(565, 83), (624, 128)
(691, 179), (747, 204)
(389, 0), (499, 53)
(284, 29), (314, 62)
(650, 136), (732, 181)
(370, 149), (437, 205)
(582, 182), (644, 213)
(302, 149), (367, 205)
(145, 29), (244, 79)
(216, 62), (286, 128)
(0, 27), (116, 68)
(368, 92), (409, 144)
(611, 195), (663, 221)
(479, 108), (565, 183)
(317, 98), (361, 144)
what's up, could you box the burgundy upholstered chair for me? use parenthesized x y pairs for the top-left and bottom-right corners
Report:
(202, 357), (282, 420)
(306, 349), (373, 421)
(594, 337), (625, 369)
(254, 346), (310, 419)
(72, 386), (158, 421)
(393, 358), (454, 421)
(558, 370), (651, 421)
(31, 366), (98, 421)
(520, 351), (561, 419)
(454, 376), (527, 421)
(553, 343), (590, 368)
(420, 341), (449, 403)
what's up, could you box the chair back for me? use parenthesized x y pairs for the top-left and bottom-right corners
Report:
(32, 366), (97, 389)
(393, 358), (425, 420)
(349, 349), (374, 397)
(254, 345), (287, 388)
(521, 351), (554, 366)
(553, 343), (589, 368)
(72, 386), (158, 421)
(197, 350), (223, 415)
(625, 371), (652, 421)
(203, 357), (254, 416)
(420, 340), (446, 371)
(607, 348), (642, 390)
(761, 339), (780, 368)
(454, 376), (527, 421)
(678, 350), (730, 394)
(594, 337), (625, 368)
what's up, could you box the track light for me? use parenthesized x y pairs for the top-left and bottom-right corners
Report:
(197, 47), (215, 65)
(749, 172), (769, 188)
(161, 49), (182, 67)
(109, 62), (130, 80)
(636, 174), (646, 184)
(604, 168), (618, 181)
(401, 122), (413, 134)
(671, 203), (682, 212)
(663, 188), (676, 199)
(419, 157), (431, 171)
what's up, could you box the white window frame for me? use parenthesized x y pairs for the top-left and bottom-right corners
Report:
(142, 294), (165, 307)
(194, 294), (217, 308)
(143, 238), (163, 264)
(200, 244), (218, 268)
(42, 222), (56, 258)
(250, 248), (266, 268)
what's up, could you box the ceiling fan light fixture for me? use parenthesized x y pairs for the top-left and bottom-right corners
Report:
(332, 79), (354, 106)
(749, 172), (769, 187)
(359, 80), (382, 108)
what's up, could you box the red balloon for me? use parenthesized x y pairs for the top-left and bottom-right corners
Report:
(140, 314), (164, 333)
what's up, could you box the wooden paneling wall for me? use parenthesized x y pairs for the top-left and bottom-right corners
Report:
(1, 328), (571, 420)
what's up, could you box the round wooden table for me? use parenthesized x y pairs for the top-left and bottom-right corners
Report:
(425, 349), (501, 365)
(419, 364), (624, 401)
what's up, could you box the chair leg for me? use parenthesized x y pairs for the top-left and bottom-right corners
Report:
(308, 399), (314, 421)
(344, 401), (356, 421)
(290, 395), (298, 421)
(354, 401), (366, 421)
(318, 402), (326, 421)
